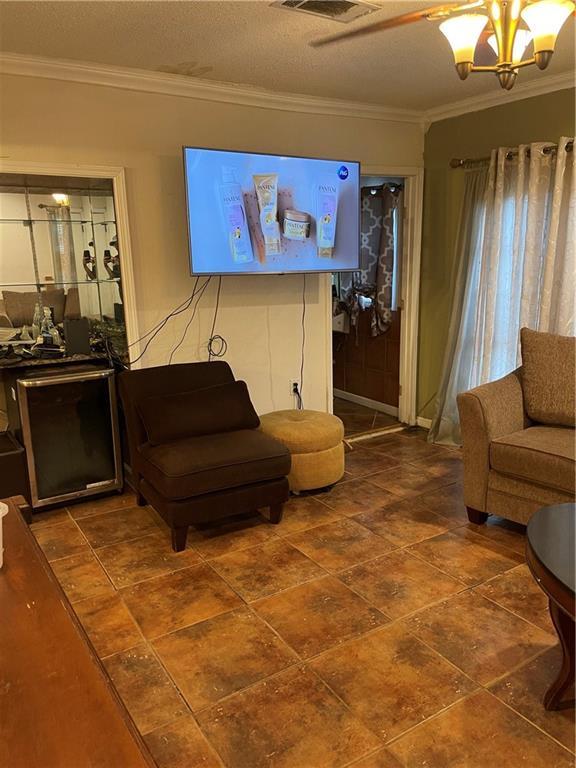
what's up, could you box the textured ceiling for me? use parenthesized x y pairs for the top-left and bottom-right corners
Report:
(0, 0), (574, 110)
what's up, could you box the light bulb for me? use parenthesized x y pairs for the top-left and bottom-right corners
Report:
(439, 14), (489, 65)
(521, 0), (574, 54)
(52, 193), (69, 206)
(488, 28), (533, 61)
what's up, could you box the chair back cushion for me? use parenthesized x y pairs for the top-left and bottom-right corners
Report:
(138, 380), (260, 445)
(521, 328), (575, 427)
(118, 361), (235, 449)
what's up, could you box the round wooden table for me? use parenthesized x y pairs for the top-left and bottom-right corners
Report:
(526, 503), (575, 711)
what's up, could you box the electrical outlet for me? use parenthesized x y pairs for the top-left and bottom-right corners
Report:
(289, 379), (300, 396)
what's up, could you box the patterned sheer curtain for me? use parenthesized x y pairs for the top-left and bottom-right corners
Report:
(340, 184), (403, 335)
(430, 137), (575, 445)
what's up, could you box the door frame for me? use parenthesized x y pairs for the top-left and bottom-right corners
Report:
(327, 164), (424, 425)
(0, 160), (140, 360)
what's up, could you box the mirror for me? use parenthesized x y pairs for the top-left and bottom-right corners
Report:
(0, 173), (128, 363)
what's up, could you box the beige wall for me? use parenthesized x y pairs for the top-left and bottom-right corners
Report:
(0, 73), (424, 414)
(418, 88), (576, 420)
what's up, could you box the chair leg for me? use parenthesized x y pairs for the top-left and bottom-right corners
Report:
(171, 526), (188, 552)
(467, 507), (488, 525)
(269, 503), (284, 524)
(136, 489), (146, 507)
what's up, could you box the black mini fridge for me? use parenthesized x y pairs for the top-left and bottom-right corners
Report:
(17, 367), (122, 508)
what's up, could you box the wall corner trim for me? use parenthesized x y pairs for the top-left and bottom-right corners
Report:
(424, 71), (575, 123)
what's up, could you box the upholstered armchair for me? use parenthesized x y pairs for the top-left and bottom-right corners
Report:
(119, 361), (291, 551)
(457, 329), (575, 526)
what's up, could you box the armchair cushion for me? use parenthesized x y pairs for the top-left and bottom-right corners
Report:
(490, 425), (575, 495)
(138, 429), (291, 500)
(138, 380), (260, 445)
(521, 327), (575, 427)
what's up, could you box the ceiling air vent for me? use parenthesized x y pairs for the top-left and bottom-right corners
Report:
(271, 0), (381, 24)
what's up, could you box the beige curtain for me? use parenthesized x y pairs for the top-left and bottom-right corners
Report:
(430, 138), (575, 445)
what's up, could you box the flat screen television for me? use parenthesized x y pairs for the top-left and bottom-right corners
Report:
(183, 147), (360, 275)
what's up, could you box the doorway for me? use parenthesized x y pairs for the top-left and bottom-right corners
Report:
(332, 175), (406, 438)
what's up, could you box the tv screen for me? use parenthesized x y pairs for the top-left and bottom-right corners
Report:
(183, 147), (360, 275)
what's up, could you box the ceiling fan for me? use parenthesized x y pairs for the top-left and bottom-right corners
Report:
(310, 0), (575, 90)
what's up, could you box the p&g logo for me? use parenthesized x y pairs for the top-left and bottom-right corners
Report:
(337, 165), (349, 180)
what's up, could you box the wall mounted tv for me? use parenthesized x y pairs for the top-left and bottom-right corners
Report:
(183, 147), (360, 275)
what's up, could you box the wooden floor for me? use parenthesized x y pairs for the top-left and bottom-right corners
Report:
(29, 430), (574, 768)
(334, 396), (399, 437)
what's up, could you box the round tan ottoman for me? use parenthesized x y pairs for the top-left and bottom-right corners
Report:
(260, 409), (345, 492)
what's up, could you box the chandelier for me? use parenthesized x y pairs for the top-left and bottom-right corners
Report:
(438, 0), (575, 89)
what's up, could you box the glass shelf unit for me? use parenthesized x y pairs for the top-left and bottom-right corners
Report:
(0, 171), (127, 364)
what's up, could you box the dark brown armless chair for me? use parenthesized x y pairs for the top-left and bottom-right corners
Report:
(119, 361), (291, 551)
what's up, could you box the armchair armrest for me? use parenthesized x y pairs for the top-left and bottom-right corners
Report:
(457, 368), (527, 513)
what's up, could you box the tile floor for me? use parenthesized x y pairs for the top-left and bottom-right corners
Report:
(333, 397), (399, 437)
(31, 428), (575, 768)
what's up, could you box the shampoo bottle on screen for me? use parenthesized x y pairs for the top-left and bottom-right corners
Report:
(219, 167), (254, 264)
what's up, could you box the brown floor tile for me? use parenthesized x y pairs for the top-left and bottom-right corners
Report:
(465, 516), (527, 556)
(67, 491), (138, 519)
(73, 592), (142, 658)
(353, 497), (459, 548)
(345, 448), (400, 478)
(417, 484), (467, 522)
(340, 414), (377, 436)
(287, 519), (394, 573)
(196, 665), (382, 768)
(489, 646), (576, 752)
(33, 518), (88, 562)
(388, 689), (574, 768)
(396, 427), (430, 442)
(121, 563), (242, 638)
(153, 607), (295, 711)
(310, 623), (477, 743)
(253, 575), (387, 659)
(408, 527), (523, 587)
(210, 540), (324, 601)
(30, 506), (70, 530)
(370, 437), (447, 463)
(76, 505), (161, 548)
(359, 434), (405, 450)
(368, 465), (450, 498)
(334, 399), (400, 439)
(476, 564), (553, 632)
(340, 550), (466, 620)
(145, 714), (223, 768)
(96, 532), (202, 588)
(50, 550), (114, 603)
(349, 749), (404, 768)
(320, 479), (400, 517)
(404, 591), (555, 686)
(188, 514), (279, 558)
(373, 414), (400, 430)
(272, 495), (343, 536)
(103, 643), (186, 735)
(408, 453), (463, 484)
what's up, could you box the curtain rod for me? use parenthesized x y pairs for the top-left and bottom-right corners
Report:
(450, 140), (574, 169)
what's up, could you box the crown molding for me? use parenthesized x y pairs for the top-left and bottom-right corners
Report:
(424, 71), (575, 123)
(0, 52), (423, 125)
(1, 52), (572, 127)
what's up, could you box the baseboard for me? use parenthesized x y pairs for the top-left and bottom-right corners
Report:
(334, 389), (399, 418)
(416, 416), (432, 429)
